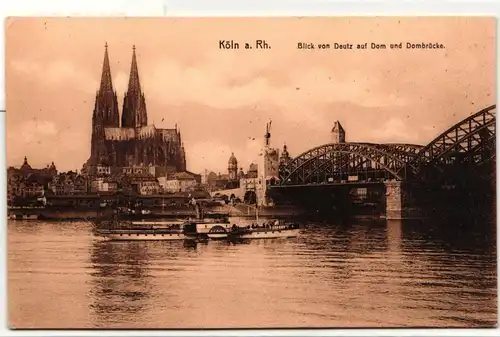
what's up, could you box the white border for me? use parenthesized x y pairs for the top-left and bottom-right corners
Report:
(1, 1), (499, 336)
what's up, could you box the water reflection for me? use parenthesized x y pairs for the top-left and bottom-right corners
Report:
(397, 219), (497, 327)
(8, 218), (498, 328)
(88, 240), (156, 327)
(386, 220), (402, 253)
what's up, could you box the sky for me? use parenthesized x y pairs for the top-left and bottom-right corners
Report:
(5, 17), (496, 174)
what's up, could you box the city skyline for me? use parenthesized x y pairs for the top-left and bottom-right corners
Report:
(6, 17), (495, 174)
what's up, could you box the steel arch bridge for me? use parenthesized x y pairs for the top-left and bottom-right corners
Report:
(406, 104), (496, 177)
(279, 105), (496, 185)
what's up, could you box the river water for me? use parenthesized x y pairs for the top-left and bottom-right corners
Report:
(7, 219), (497, 329)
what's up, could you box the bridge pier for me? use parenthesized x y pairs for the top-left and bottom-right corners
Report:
(385, 181), (420, 220)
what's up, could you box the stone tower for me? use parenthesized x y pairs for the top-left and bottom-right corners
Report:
(121, 45), (148, 130)
(228, 153), (238, 180)
(279, 144), (291, 167)
(256, 121), (280, 206)
(331, 121), (346, 144)
(90, 42), (120, 166)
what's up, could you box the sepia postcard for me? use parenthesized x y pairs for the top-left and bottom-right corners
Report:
(5, 17), (497, 329)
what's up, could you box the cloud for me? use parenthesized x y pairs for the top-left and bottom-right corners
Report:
(186, 140), (234, 174)
(18, 119), (58, 144)
(8, 119), (89, 170)
(363, 117), (420, 143)
(144, 54), (409, 114)
(10, 59), (98, 94)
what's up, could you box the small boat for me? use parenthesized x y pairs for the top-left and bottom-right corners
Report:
(228, 220), (301, 240)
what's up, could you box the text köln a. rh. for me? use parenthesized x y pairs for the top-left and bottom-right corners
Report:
(219, 40), (272, 50)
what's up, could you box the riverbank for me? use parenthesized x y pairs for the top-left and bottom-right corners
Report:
(7, 204), (307, 221)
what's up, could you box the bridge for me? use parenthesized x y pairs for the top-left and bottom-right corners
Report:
(272, 105), (496, 219)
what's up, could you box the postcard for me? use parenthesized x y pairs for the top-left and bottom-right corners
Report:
(6, 17), (496, 329)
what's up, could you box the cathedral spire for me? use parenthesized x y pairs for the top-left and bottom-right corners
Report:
(100, 41), (114, 93)
(88, 43), (120, 168)
(127, 44), (142, 96)
(122, 45), (148, 128)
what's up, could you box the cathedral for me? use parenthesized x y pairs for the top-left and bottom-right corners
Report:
(82, 44), (186, 176)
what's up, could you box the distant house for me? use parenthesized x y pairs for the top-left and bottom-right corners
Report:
(50, 171), (88, 195)
(7, 157), (58, 205)
(24, 173), (45, 198)
(136, 179), (160, 195)
(204, 171), (219, 189)
(159, 171), (199, 193)
(90, 177), (118, 193)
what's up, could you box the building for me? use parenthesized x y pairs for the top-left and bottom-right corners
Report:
(7, 157), (58, 205)
(90, 177), (118, 193)
(209, 122), (282, 206)
(331, 121), (346, 144)
(136, 179), (161, 195)
(246, 163), (258, 178)
(159, 171), (199, 193)
(82, 43), (186, 177)
(201, 170), (218, 190)
(50, 171), (88, 195)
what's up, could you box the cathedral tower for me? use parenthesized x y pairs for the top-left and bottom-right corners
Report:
(95, 42), (120, 127)
(90, 43), (120, 165)
(121, 45), (148, 130)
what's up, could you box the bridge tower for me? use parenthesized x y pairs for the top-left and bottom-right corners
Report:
(331, 121), (345, 143)
(228, 153), (238, 180)
(256, 120), (280, 206)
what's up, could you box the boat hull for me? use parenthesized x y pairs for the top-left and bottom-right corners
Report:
(207, 233), (229, 240)
(99, 232), (186, 241)
(232, 228), (301, 239)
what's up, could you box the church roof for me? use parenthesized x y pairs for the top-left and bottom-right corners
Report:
(25, 173), (45, 185)
(103, 126), (180, 142)
(20, 157), (32, 171)
(156, 129), (179, 142)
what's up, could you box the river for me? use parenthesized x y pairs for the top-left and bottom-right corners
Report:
(7, 218), (497, 329)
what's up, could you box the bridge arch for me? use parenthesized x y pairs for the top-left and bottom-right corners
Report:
(408, 105), (496, 177)
(380, 143), (424, 155)
(279, 142), (413, 185)
(278, 105), (495, 185)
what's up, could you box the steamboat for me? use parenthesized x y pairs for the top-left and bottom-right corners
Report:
(94, 198), (303, 242)
(94, 199), (231, 241)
